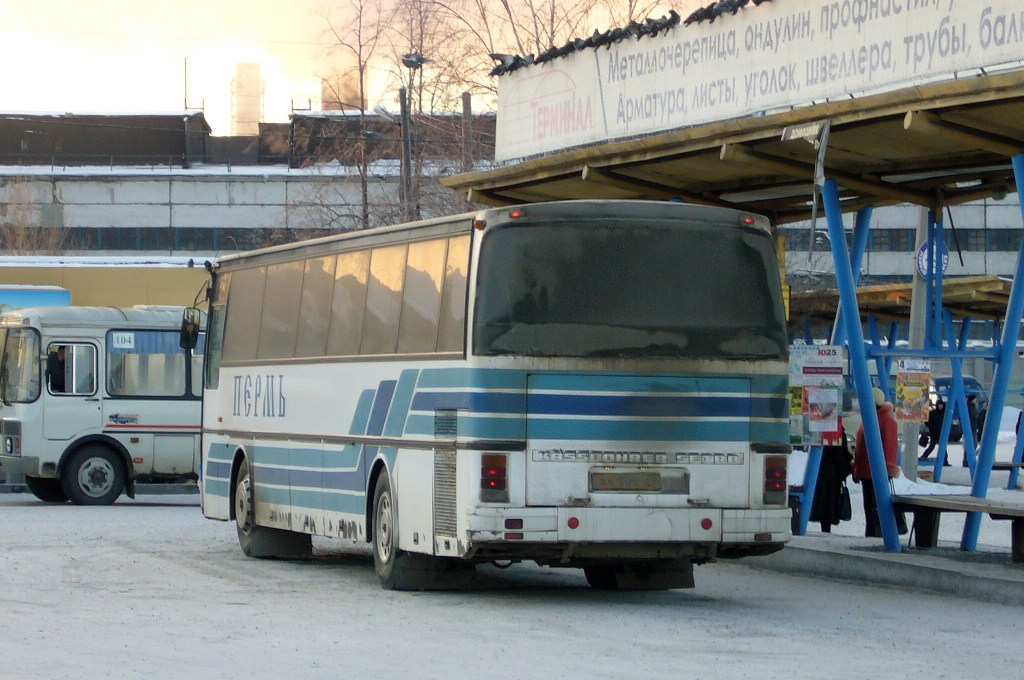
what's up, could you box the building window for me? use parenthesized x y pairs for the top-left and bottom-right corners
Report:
(989, 230), (1022, 251)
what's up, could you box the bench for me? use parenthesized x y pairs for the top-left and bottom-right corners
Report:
(892, 494), (1024, 563)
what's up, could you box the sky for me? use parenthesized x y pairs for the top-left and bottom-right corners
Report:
(0, 1), (708, 137)
(0, 0), (352, 135)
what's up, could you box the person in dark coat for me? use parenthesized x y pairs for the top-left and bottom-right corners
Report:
(853, 387), (907, 537)
(46, 345), (66, 393)
(810, 418), (853, 533)
(918, 398), (946, 462)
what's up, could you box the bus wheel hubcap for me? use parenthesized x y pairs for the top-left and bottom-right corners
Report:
(79, 458), (114, 497)
(236, 477), (252, 534)
(377, 494), (393, 563)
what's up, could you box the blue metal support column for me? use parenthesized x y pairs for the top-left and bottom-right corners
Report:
(1009, 426), (1024, 489)
(963, 152), (1024, 550)
(935, 314), (974, 481)
(797, 207), (873, 535)
(823, 179), (901, 551)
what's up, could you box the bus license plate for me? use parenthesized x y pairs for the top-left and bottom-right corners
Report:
(591, 471), (662, 492)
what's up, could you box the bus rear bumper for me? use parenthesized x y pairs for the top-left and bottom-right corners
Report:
(465, 506), (791, 547)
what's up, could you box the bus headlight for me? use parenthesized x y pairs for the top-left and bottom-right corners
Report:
(4, 437), (13, 454)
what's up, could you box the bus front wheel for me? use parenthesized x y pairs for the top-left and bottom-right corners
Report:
(62, 445), (125, 505)
(25, 476), (69, 503)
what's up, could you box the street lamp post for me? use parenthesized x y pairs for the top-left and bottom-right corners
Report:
(398, 86), (414, 223)
(400, 53), (429, 222)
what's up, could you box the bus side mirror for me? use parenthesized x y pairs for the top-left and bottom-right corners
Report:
(179, 307), (201, 350)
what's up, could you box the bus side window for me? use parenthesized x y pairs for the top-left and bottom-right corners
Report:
(47, 343), (97, 396)
(46, 345), (67, 393)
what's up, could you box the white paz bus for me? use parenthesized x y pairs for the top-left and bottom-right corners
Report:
(0, 306), (205, 504)
(188, 200), (792, 590)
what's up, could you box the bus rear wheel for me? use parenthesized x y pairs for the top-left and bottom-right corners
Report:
(25, 476), (69, 503)
(584, 566), (619, 590)
(235, 457), (259, 557)
(61, 445), (125, 505)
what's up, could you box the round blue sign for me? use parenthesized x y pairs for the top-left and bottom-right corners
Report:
(916, 240), (949, 278)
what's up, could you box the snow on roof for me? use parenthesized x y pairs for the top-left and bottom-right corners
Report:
(0, 157), (495, 179)
(0, 256), (198, 268)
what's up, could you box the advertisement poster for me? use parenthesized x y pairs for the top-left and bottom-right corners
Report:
(807, 386), (839, 433)
(789, 345), (846, 446)
(895, 359), (931, 422)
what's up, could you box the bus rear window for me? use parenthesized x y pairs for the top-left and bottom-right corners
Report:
(473, 221), (787, 360)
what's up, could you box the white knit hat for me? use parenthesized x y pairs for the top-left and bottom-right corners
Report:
(872, 387), (886, 407)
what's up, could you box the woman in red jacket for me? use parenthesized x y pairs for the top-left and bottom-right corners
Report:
(854, 387), (906, 537)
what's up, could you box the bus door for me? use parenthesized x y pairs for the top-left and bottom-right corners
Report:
(43, 342), (101, 441)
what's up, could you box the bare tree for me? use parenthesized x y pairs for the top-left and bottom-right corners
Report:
(317, 0), (394, 229)
(0, 177), (71, 254)
(599, 0), (670, 26)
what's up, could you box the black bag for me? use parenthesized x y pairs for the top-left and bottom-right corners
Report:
(918, 432), (929, 447)
(838, 482), (852, 522)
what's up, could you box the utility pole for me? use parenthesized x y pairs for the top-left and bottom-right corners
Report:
(461, 92), (473, 172)
(399, 87), (413, 223)
(903, 206), (931, 480)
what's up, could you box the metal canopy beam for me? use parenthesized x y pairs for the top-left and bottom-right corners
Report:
(719, 143), (932, 206)
(904, 110), (1024, 158)
(579, 165), (711, 204)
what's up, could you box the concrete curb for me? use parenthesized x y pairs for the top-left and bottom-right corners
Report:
(748, 540), (1024, 606)
(0, 483), (198, 496)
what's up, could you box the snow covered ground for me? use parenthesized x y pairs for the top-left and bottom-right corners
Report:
(2, 491), (1023, 680)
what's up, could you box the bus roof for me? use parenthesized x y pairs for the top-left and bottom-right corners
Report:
(213, 199), (770, 271)
(0, 305), (196, 330)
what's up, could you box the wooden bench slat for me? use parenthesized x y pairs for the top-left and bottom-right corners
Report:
(892, 494), (1024, 516)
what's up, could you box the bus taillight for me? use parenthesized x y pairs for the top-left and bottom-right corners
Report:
(480, 453), (508, 502)
(763, 455), (787, 505)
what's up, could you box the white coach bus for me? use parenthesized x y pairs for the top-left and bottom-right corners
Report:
(0, 306), (204, 504)
(188, 200), (792, 590)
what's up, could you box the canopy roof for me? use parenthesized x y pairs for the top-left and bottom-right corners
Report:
(789, 275), (1014, 327)
(443, 71), (1024, 225)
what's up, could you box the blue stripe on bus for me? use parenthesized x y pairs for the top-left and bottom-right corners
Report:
(409, 390), (528, 414)
(751, 421), (789, 441)
(384, 369), (419, 437)
(403, 413), (526, 440)
(350, 389), (376, 436)
(528, 374), (750, 393)
(526, 419), (751, 441)
(205, 478), (228, 497)
(205, 460), (231, 479)
(366, 381), (397, 436)
(409, 391), (788, 420)
(416, 367), (527, 390)
(527, 394), (752, 418)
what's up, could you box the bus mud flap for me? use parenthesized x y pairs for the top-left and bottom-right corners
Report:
(613, 559), (695, 590)
(250, 527), (313, 559)
(392, 555), (477, 591)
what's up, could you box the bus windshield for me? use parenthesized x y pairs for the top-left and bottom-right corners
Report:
(0, 327), (41, 403)
(474, 220), (787, 359)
